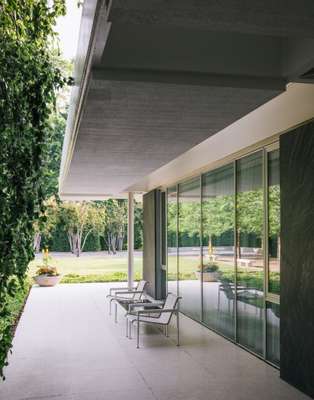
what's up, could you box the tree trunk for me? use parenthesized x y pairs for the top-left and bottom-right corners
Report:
(76, 235), (81, 257)
(107, 233), (111, 254)
(70, 232), (81, 257)
(111, 235), (117, 254)
(118, 234), (124, 251)
(67, 232), (74, 253)
(81, 230), (92, 253)
(33, 232), (41, 253)
(236, 230), (241, 259)
(208, 235), (212, 256)
(277, 235), (281, 260)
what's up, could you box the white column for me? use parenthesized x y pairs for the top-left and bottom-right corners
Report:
(127, 192), (134, 289)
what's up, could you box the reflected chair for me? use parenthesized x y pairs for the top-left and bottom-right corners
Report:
(126, 293), (181, 348)
(217, 281), (256, 312)
(106, 280), (149, 316)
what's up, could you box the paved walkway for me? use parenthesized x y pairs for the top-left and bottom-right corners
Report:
(0, 283), (309, 400)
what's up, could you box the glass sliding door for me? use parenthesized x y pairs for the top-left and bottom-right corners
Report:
(167, 186), (178, 295)
(266, 301), (280, 365)
(236, 152), (264, 355)
(267, 149), (280, 295)
(266, 147), (280, 365)
(166, 143), (280, 366)
(178, 177), (201, 321)
(202, 164), (235, 339)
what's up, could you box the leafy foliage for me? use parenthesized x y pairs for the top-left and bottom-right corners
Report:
(0, 0), (69, 377)
(103, 200), (127, 254)
(58, 202), (106, 256)
(61, 271), (143, 284)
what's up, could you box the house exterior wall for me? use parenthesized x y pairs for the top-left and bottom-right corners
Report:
(280, 120), (314, 398)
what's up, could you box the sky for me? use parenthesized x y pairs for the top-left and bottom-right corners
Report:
(55, 0), (83, 60)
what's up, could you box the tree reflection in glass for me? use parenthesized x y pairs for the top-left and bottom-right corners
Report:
(268, 149), (280, 294)
(236, 152), (264, 355)
(167, 187), (178, 295)
(202, 164), (235, 339)
(178, 178), (201, 321)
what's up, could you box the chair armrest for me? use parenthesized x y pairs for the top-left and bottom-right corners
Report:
(109, 286), (136, 295)
(115, 290), (143, 297)
(135, 308), (178, 315)
(128, 302), (163, 313)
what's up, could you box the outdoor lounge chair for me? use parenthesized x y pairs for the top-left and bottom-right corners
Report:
(126, 293), (181, 348)
(106, 280), (149, 316)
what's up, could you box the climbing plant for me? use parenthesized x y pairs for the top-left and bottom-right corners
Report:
(0, 0), (69, 378)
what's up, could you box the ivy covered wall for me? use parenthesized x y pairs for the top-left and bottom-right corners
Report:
(0, 0), (69, 377)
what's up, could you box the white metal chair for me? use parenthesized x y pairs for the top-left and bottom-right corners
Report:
(106, 280), (149, 317)
(126, 293), (181, 348)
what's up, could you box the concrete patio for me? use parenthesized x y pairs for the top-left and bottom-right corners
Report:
(0, 283), (309, 400)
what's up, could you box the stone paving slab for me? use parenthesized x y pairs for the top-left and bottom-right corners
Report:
(0, 283), (309, 400)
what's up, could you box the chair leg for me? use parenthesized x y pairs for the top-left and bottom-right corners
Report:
(109, 299), (112, 315)
(137, 320), (140, 349)
(176, 312), (180, 346)
(129, 321), (132, 339)
(126, 317), (128, 338)
(165, 324), (169, 337)
(115, 303), (117, 323)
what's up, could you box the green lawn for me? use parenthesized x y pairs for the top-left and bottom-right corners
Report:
(28, 253), (278, 291)
(28, 254), (143, 276)
(28, 253), (143, 283)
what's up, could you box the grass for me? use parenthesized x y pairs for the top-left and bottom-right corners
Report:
(28, 253), (143, 283)
(28, 252), (279, 292)
(61, 272), (143, 284)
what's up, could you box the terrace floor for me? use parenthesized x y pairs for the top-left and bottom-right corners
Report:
(0, 283), (309, 400)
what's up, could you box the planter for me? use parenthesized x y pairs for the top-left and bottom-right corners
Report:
(195, 271), (219, 282)
(33, 275), (61, 287)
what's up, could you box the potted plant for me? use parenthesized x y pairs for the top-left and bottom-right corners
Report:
(33, 248), (61, 287)
(195, 263), (220, 282)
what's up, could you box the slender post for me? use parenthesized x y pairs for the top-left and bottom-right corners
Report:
(128, 192), (134, 290)
(177, 311), (180, 346)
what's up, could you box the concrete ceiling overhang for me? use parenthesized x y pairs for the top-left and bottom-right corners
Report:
(59, 0), (314, 200)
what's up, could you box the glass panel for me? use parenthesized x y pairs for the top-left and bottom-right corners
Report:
(268, 149), (280, 295)
(236, 152), (264, 355)
(266, 301), (280, 366)
(202, 164), (235, 339)
(178, 177), (201, 321)
(167, 186), (178, 295)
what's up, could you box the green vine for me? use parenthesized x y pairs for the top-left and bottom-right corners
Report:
(0, 0), (69, 378)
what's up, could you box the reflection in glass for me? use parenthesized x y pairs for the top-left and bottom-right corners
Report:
(236, 152), (264, 355)
(268, 150), (280, 295)
(202, 164), (235, 339)
(266, 302), (280, 366)
(167, 187), (178, 295)
(178, 178), (201, 321)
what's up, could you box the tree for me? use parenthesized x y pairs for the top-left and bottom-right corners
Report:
(0, 0), (68, 377)
(236, 189), (263, 258)
(268, 184), (280, 257)
(58, 202), (105, 257)
(202, 195), (234, 253)
(33, 197), (58, 253)
(134, 201), (143, 249)
(103, 200), (127, 254)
